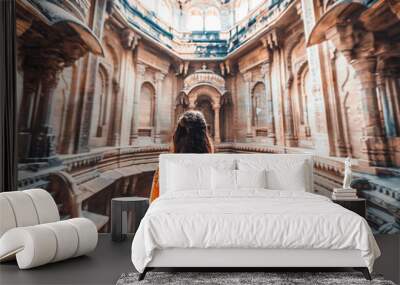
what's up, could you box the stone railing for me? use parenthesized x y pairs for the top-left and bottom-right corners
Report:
(114, 0), (294, 58)
(227, 0), (293, 52)
(17, 142), (399, 234)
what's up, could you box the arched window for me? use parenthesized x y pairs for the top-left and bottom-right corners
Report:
(139, 82), (155, 130)
(90, 64), (111, 147)
(251, 82), (267, 129)
(188, 8), (204, 31)
(204, 7), (221, 31)
(236, 0), (249, 22)
(95, 65), (109, 138)
(302, 68), (312, 132)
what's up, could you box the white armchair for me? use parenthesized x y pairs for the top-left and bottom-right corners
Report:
(0, 189), (98, 269)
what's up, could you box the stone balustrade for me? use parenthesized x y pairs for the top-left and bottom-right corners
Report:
(114, 0), (294, 58)
(17, 142), (399, 233)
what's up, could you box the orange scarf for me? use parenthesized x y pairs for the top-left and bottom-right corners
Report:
(149, 168), (160, 203)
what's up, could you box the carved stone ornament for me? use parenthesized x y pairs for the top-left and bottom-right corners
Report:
(182, 67), (226, 95)
(121, 29), (140, 50)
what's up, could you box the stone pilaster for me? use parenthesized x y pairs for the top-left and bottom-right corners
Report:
(352, 57), (389, 166)
(75, 0), (107, 153)
(130, 63), (146, 143)
(325, 47), (348, 157)
(283, 77), (297, 147)
(243, 71), (253, 142)
(110, 78), (121, 146)
(28, 58), (63, 162)
(213, 103), (221, 144)
(118, 29), (140, 146)
(300, 0), (331, 155)
(376, 60), (400, 139)
(261, 61), (276, 144)
(376, 72), (396, 138)
(154, 71), (166, 143)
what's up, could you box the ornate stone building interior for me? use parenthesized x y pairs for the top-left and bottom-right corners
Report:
(16, 0), (400, 233)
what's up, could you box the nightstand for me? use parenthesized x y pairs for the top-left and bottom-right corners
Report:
(111, 197), (149, 242)
(332, 198), (366, 218)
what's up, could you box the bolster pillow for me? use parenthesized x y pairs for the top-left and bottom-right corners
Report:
(0, 218), (98, 269)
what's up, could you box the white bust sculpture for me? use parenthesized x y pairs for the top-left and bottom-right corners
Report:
(343, 157), (353, 189)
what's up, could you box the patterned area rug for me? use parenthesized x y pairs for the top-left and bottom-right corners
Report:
(116, 272), (395, 285)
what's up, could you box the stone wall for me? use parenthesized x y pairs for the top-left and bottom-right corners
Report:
(15, 0), (400, 233)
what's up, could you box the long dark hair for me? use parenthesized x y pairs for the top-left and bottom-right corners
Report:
(171, 110), (214, 153)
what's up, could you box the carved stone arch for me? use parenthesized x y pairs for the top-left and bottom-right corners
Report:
(103, 34), (121, 77)
(296, 60), (308, 82)
(142, 80), (156, 91)
(250, 80), (264, 94)
(183, 68), (226, 96)
(48, 171), (80, 219)
(187, 85), (222, 108)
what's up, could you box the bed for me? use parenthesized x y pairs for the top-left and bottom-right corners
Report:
(131, 154), (380, 280)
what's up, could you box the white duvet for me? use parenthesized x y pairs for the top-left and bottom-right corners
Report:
(131, 190), (380, 272)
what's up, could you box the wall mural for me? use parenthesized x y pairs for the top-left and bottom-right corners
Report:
(15, 0), (400, 234)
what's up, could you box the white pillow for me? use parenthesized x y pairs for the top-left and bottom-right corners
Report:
(237, 158), (307, 191)
(236, 169), (267, 189)
(212, 168), (237, 190)
(167, 162), (212, 192)
(267, 164), (306, 191)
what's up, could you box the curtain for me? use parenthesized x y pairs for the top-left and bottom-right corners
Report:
(0, 0), (17, 192)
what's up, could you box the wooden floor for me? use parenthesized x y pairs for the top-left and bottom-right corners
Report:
(0, 234), (399, 285)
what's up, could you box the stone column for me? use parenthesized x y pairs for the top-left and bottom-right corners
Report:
(18, 66), (41, 160)
(213, 103), (221, 144)
(28, 57), (63, 163)
(261, 61), (276, 144)
(154, 71), (166, 143)
(130, 63), (146, 143)
(352, 57), (389, 166)
(283, 77), (296, 147)
(377, 72), (397, 137)
(243, 71), (253, 142)
(118, 29), (140, 146)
